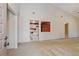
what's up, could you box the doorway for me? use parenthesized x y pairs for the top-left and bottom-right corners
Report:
(7, 8), (17, 49)
(65, 23), (69, 39)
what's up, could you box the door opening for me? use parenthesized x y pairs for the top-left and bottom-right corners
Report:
(7, 8), (17, 49)
(65, 23), (69, 40)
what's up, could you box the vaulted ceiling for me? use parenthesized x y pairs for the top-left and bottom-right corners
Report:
(52, 3), (79, 19)
(18, 3), (79, 19)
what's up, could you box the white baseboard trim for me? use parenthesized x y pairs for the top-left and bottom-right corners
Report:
(18, 37), (79, 44)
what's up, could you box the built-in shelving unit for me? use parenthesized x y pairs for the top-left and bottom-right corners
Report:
(30, 20), (39, 40)
(0, 5), (3, 50)
(0, 4), (7, 51)
(0, 6), (2, 34)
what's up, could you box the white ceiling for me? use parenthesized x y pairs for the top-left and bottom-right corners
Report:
(52, 3), (79, 18)
(19, 3), (79, 19)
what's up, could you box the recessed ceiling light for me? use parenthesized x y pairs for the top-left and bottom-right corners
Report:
(72, 11), (75, 12)
(61, 16), (63, 18)
(77, 12), (79, 13)
(32, 11), (35, 15)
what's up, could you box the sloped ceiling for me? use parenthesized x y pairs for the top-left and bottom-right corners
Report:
(19, 3), (79, 19)
(52, 3), (79, 19)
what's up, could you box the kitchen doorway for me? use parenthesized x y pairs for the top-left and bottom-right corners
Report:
(65, 23), (69, 39)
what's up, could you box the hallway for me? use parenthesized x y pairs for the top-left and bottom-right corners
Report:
(7, 38), (79, 56)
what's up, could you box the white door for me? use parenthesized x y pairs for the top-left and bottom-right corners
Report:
(7, 10), (17, 49)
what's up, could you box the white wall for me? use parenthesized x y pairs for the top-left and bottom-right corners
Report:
(18, 4), (78, 43)
(75, 18), (79, 37)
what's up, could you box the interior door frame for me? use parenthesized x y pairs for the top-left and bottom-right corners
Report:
(7, 4), (17, 49)
(65, 23), (69, 40)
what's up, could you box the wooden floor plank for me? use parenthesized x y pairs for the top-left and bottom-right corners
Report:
(7, 38), (79, 56)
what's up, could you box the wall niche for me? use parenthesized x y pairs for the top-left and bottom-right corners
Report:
(41, 21), (50, 32)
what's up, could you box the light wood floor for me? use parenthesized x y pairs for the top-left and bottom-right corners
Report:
(7, 38), (79, 56)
